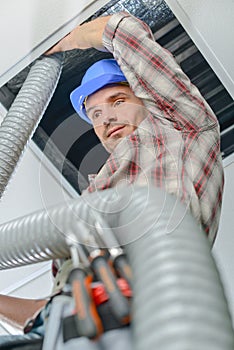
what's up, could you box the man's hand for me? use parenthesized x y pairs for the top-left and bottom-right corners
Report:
(46, 15), (111, 55)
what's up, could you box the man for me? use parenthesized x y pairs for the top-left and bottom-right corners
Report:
(0, 11), (224, 342)
(47, 11), (223, 243)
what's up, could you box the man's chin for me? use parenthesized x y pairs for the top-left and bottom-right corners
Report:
(102, 137), (124, 153)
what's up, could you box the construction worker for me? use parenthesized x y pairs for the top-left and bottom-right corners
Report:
(0, 11), (224, 345)
(47, 11), (224, 242)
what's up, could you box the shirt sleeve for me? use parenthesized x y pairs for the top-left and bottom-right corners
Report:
(102, 12), (218, 132)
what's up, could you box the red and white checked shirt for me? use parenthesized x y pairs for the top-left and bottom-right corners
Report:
(84, 12), (224, 244)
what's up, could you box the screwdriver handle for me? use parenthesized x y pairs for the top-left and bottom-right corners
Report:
(113, 254), (133, 290)
(91, 255), (130, 324)
(68, 268), (103, 339)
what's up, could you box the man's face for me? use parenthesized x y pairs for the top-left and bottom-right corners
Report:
(85, 85), (147, 153)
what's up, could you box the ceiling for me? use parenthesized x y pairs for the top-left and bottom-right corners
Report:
(0, 0), (233, 194)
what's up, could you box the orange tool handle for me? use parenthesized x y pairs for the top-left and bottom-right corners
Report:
(113, 254), (133, 290)
(91, 255), (130, 324)
(69, 268), (103, 339)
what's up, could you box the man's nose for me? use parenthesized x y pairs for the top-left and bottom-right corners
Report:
(102, 109), (117, 125)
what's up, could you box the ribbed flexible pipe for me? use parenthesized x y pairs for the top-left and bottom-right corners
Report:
(118, 189), (234, 350)
(0, 186), (233, 349)
(0, 53), (63, 198)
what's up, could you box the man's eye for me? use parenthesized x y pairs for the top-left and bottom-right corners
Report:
(114, 99), (124, 107)
(92, 111), (102, 120)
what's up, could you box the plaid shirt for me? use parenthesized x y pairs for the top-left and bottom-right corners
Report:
(84, 12), (224, 244)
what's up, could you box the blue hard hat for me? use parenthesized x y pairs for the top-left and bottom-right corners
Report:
(70, 59), (127, 124)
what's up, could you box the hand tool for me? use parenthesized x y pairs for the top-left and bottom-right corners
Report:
(66, 233), (103, 339)
(71, 221), (131, 324)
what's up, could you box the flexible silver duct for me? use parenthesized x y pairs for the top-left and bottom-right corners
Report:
(0, 53), (63, 198)
(0, 186), (233, 349)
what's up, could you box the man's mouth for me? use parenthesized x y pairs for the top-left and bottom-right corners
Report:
(107, 125), (125, 138)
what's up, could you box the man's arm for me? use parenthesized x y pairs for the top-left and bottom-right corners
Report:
(0, 295), (47, 330)
(46, 16), (111, 54)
